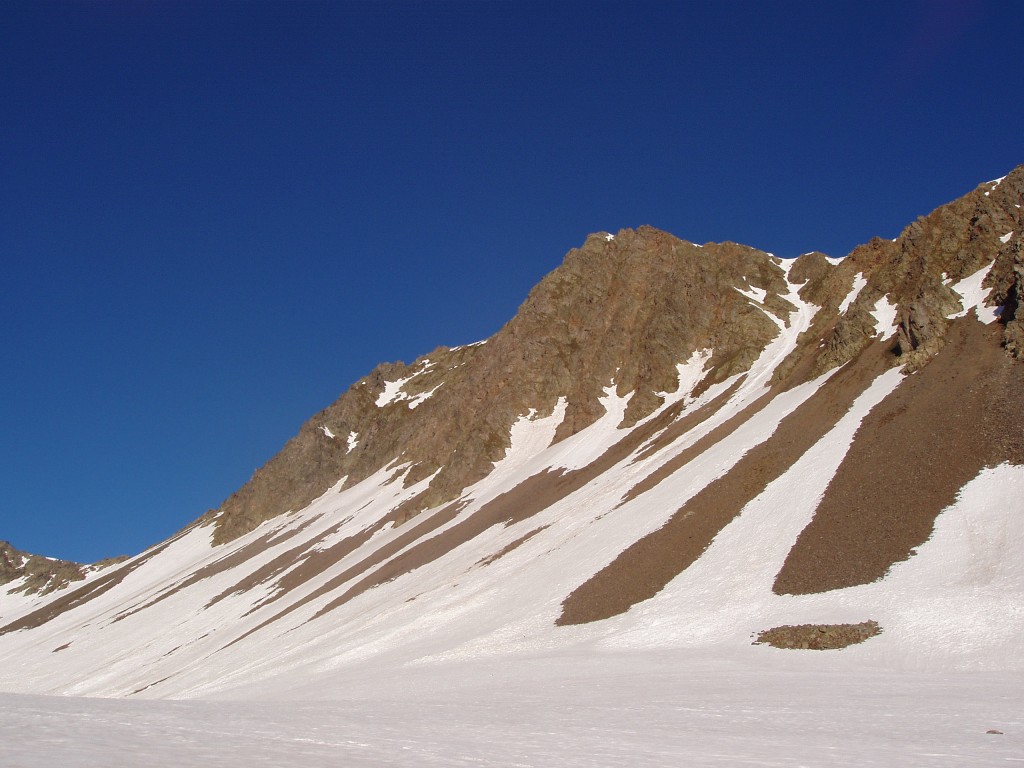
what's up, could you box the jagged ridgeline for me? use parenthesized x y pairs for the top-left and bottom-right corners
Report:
(210, 167), (1024, 545)
(0, 541), (126, 596)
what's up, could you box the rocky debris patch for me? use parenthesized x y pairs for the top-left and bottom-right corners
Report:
(753, 620), (881, 650)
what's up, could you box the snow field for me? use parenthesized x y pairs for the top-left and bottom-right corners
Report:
(3, 661), (1021, 768)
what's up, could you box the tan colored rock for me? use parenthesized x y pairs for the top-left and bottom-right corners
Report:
(207, 166), (1024, 546)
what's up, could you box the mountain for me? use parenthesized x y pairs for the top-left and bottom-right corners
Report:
(0, 542), (89, 596)
(1, 167), (1022, 703)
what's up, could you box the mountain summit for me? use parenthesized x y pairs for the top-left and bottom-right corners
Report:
(1, 167), (1022, 698)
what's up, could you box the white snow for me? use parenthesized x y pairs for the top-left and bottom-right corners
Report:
(837, 272), (867, 314)
(948, 262), (999, 323)
(406, 383), (442, 409)
(486, 401), (566, 485)
(604, 232), (615, 241)
(983, 176), (1005, 197)
(448, 339), (487, 352)
(320, 425), (335, 439)
(374, 375), (414, 407)
(375, 363), (442, 408)
(1000, 231), (1014, 243)
(347, 431), (359, 453)
(3, 661), (1020, 768)
(549, 382), (633, 471)
(651, 348), (713, 412)
(870, 295), (899, 337)
(735, 284), (768, 304)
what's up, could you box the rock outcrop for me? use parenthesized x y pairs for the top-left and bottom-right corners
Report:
(0, 541), (88, 596)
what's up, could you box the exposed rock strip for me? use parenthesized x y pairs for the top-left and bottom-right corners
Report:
(220, 500), (469, 650)
(556, 340), (893, 626)
(475, 526), (549, 568)
(774, 316), (1024, 594)
(109, 517), (317, 623)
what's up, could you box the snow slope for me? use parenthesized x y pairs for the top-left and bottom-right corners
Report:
(3, 659), (1021, 767)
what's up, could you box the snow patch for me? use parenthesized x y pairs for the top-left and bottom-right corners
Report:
(375, 376), (414, 407)
(1000, 231), (1013, 243)
(448, 339), (487, 352)
(406, 383), (442, 409)
(320, 425), (335, 439)
(870, 295), (899, 337)
(375, 362), (441, 408)
(948, 262), (999, 323)
(549, 383), (633, 471)
(490, 401), (567, 481)
(838, 272), (867, 314)
(735, 284), (768, 304)
(346, 432), (358, 453)
(653, 349), (713, 410)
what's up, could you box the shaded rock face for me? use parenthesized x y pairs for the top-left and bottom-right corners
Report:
(210, 166), (1024, 546)
(822, 170), (1022, 372)
(0, 541), (88, 596)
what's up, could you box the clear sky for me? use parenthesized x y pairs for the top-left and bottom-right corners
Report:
(2, 1), (1021, 563)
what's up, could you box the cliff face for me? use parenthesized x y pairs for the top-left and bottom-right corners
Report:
(210, 166), (1024, 545)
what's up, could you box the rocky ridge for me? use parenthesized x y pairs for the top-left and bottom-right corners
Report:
(0, 541), (88, 596)
(209, 166), (1024, 546)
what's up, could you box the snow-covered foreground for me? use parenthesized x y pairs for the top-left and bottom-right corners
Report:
(4, 652), (1021, 767)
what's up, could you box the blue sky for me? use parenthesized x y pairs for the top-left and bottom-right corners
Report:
(2, 1), (1021, 563)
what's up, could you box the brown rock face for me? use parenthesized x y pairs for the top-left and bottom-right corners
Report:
(0, 541), (88, 596)
(210, 229), (798, 544)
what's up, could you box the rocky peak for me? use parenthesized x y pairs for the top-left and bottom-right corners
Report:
(212, 228), (799, 542)
(799, 165), (1024, 373)
(0, 541), (88, 596)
